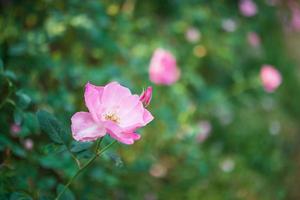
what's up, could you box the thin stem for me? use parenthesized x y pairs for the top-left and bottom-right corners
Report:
(94, 137), (103, 154)
(55, 140), (117, 200)
(64, 145), (81, 168)
(70, 153), (81, 169)
(96, 140), (117, 155)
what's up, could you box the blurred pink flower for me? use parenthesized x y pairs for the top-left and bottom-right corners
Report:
(247, 32), (261, 47)
(185, 27), (201, 43)
(10, 123), (21, 136)
(24, 139), (34, 150)
(291, 7), (300, 31)
(71, 82), (154, 144)
(239, 0), (257, 17)
(140, 86), (152, 107)
(149, 48), (180, 85)
(260, 65), (282, 93)
(196, 120), (212, 143)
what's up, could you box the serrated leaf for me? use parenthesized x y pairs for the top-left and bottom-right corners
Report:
(9, 192), (32, 200)
(56, 184), (75, 200)
(37, 110), (68, 144)
(70, 141), (93, 153)
(42, 143), (66, 155)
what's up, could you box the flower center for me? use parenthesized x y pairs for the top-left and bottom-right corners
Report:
(104, 113), (120, 123)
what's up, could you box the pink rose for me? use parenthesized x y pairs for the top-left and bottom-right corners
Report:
(260, 65), (282, 93)
(247, 32), (261, 47)
(71, 82), (154, 144)
(149, 48), (180, 85)
(239, 0), (257, 17)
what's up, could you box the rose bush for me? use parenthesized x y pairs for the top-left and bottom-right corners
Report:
(1, 0), (300, 199)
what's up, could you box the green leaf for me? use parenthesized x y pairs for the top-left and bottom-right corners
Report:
(3, 70), (17, 81)
(23, 113), (39, 133)
(16, 92), (31, 109)
(42, 143), (67, 155)
(0, 135), (26, 157)
(70, 141), (93, 153)
(14, 109), (23, 125)
(76, 150), (94, 160)
(56, 184), (75, 200)
(36, 110), (68, 144)
(9, 192), (32, 200)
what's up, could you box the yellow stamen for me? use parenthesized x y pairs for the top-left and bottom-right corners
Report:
(105, 113), (120, 123)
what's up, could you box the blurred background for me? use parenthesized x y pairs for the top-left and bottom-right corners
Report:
(1, 0), (300, 199)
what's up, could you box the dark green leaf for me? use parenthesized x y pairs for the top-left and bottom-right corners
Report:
(70, 141), (93, 153)
(9, 192), (32, 200)
(76, 150), (94, 160)
(42, 143), (66, 155)
(36, 110), (68, 144)
(23, 113), (39, 133)
(0, 135), (26, 157)
(56, 184), (75, 200)
(16, 92), (31, 109)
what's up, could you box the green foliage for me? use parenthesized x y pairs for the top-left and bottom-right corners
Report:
(56, 184), (75, 200)
(1, 0), (300, 199)
(37, 110), (68, 144)
(70, 141), (93, 153)
(9, 192), (32, 200)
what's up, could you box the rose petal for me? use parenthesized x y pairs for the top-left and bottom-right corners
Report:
(118, 94), (140, 118)
(119, 103), (144, 127)
(123, 132), (141, 140)
(103, 121), (140, 145)
(101, 82), (132, 110)
(143, 109), (154, 125)
(84, 82), (104, 122)
(71, 112), (106, 142)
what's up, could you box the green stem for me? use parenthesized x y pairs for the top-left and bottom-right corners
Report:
(95, 137), (103, 154)
(55, 140), (117, 200)
(70, 152), (81, 168)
